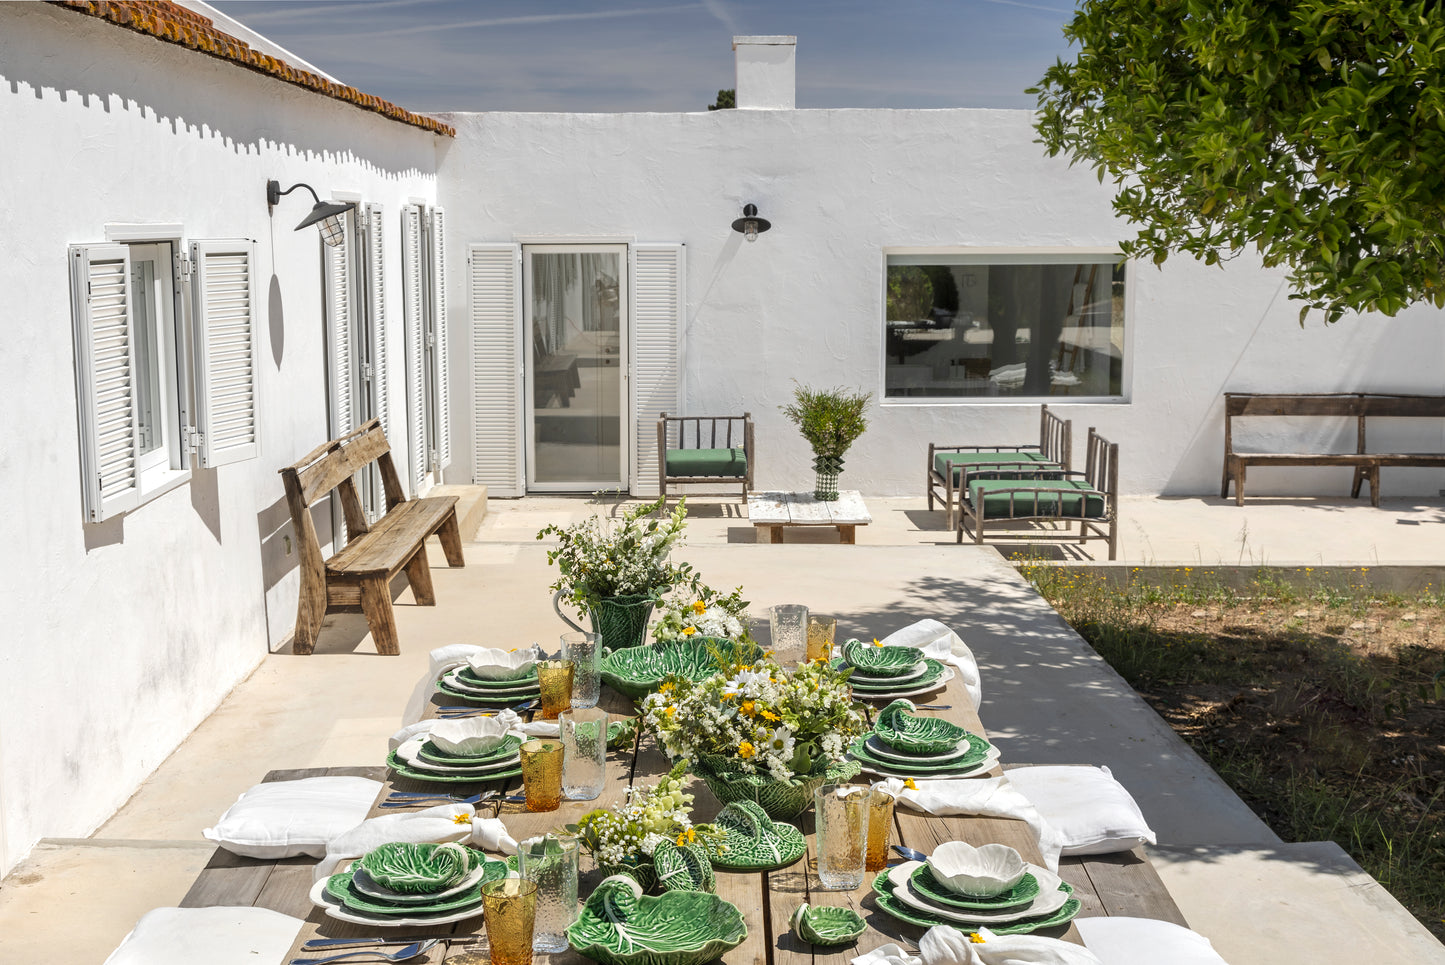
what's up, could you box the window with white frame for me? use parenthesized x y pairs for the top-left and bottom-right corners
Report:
(69, 233), (259, 522)
(883, 252), (1127, 400)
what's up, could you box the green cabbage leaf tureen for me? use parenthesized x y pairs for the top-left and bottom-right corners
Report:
(566, 875), (748, 965)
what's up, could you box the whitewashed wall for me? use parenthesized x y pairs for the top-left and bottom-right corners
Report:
(0, 4), (440, 874)
(437, 108), (1445, 499)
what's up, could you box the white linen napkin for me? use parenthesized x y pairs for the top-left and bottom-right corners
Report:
(853, 926), (1102, 965)
(874, 777), (1065, 872)
(401, 644), (491, 725)
(879, 619), (982, 710)
(313, 804), (519, 880)
(389, 710), (558, 751)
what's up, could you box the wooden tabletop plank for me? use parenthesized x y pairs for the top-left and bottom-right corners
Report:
(747, 492), (792, 524)
(1071, 848), (1188, 927)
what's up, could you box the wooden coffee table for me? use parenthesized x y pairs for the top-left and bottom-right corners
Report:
(747, 490), (872, 544)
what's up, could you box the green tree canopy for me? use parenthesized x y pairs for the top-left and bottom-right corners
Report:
(1031, 1), (1445, 323)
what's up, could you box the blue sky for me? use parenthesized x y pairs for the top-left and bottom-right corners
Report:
(210, 0), (1080, 112)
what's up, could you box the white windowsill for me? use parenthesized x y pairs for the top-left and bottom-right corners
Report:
(138, 467), (193, 504)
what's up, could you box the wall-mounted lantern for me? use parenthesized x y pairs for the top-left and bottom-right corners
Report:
(266, 180), (355, 247)
(731, 203), (771, 242)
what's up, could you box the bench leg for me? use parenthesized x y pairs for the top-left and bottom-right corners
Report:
(359, 576), (401, 656)
(291, 571), (327, 656)
(1235, 463), (1246, 506)
(1350, 466), (1365, 499)
(404, 549), (438, 606)
(435, 511), (465, 567)
(1369, 466), (1381, 507)
(838, 525), (856, 545)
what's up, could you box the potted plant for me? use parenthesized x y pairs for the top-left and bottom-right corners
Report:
(641, 655), (867, 819)
(538, 497), (694, 652)
(779, 383), (872, 501)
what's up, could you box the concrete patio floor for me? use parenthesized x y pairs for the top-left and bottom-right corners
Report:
(3, 493), (1444, 963)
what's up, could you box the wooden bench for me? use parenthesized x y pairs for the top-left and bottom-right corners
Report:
(957, 427), (1118, 560)
(279, 420), (464, 655)
(657, 412), (754, 502)
(929, 404), (1073, 530)
(1222, 392), (1445, 506)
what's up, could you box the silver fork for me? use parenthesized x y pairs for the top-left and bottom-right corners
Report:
(289, 938), (439, 964)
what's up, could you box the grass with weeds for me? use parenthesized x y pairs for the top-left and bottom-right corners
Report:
(1022, 563), (1445, 941)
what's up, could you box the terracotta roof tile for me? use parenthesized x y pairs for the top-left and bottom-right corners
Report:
(50, 1), (456, 137)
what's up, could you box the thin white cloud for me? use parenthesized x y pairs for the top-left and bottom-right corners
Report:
(976, 0), (1074, 14)
(701, 0), (739, 35)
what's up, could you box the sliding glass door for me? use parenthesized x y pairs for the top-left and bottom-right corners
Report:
(523, 245), (628, 491)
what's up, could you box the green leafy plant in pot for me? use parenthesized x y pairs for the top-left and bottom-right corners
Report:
(779, 383), (872, 501)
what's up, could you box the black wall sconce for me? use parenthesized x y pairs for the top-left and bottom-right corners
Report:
(266, 180), (355, 247)
(731, 203), (771, 242)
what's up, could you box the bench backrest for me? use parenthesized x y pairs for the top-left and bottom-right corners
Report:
(278, 420), (406, 563)
(1225, 392), (1445, 419)
(1040, 404), (1072, 471)
(659, 412), (753, 452)
(1084, 427), (1119, 499)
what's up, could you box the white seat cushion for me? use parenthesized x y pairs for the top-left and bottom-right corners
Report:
(104, 906), (304, 965)
(1005, 765), (1156, 856)
(1076, 917), (1229, 964)
(203, 775), (382, 859)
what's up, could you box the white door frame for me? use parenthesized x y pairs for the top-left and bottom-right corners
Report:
(522, 243), (630, 493)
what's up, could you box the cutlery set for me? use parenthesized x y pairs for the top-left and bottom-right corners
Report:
(378, 789), (497, 809)
(291, 934), (487, 964)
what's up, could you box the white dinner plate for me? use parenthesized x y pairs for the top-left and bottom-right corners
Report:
(396, 737), (521, 775)
(309, 876), (486, 927)
(842, 660), (930, 686)
(852, 666), (954, 700)
(349, 860), (488, 905)
(863, 735), (972, 765)
(852, 745), (1001, 780)
(886, 860), (1070, 923)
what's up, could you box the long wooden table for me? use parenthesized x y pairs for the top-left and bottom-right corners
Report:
(187, 665), (1184, 963)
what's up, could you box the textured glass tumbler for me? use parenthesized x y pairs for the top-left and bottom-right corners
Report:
(864, 789), (896, 872)
(769, 604), (809, 667)
(518, 834), (579, 953)
(535, 659), (574, 721)
(560, 708), (608, 800)
(520, 739), (564, 812)
(481, 878), (537, 965)
(806, 616), (838, 664)
(814, 783), (870, 890)
(561, 632), (602, 709)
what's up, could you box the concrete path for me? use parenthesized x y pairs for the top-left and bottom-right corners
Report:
(2, 494), (1442, 963)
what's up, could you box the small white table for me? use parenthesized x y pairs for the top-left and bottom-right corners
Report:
(746, 490), (872, 544)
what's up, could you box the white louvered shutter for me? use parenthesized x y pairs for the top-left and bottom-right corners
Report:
(469, 243), (523, 496)
(428, 206), (452, 475)
(69, 244), (142, 521)
(324, 223), (354, 441)
(629, 244), (684, 497)
(364, 204), (390, 442)
(401, 205), (428, 495)
(191, 240), (260, 468)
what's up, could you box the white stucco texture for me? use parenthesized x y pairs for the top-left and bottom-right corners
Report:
(436, 106), (1445, 499)
(0, 4), (441, 874)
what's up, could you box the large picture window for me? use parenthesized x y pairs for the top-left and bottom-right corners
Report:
(884, 253), (1126, 400)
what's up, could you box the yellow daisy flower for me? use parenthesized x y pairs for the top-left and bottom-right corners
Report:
(692, 600), (707, 615)
(760, 709), (780, 722)
(904, 778), (918, 790)
(969, 933), (986, 944)
(738, 741), (756, 758)
(683, 626), (697, 636)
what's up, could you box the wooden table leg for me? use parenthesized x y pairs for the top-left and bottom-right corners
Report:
(771, 525), (785, 544)
(838, 525), (856, 544)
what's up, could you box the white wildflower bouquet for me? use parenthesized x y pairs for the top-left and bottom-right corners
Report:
(568, 761), (719, 867)
(538, 497), (694, 611)
(641, 656), (867, 782)
(650, 582), (752, 644)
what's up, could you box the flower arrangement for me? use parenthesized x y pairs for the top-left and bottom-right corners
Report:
(569, 762), (720, 875)
(650, 582), (753, 644)
(538, 497), (694, 611)
(641, 656), (868, 782)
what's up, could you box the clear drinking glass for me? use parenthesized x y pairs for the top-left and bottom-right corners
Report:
(561, 631), (602, 708)
(769, 604), (809, 666)
(806, 616), (838, 664)
(518, 834), (580, 953)
(560, 707), (608, 800)
(535, 659), (575, 721)
(814, 783), (870, 890)
(481, 878), (538, 965)
(519, 739), (564, 812)
(864, 789), (896, 872)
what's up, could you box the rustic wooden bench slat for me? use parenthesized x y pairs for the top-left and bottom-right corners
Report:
(279, 420), (464, 655)
(1222, 392), (1445, 506)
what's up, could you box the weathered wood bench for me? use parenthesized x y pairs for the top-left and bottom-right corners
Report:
(658, 412), (754, 502)
(957, 427), (1118, 560)
(279, 419), (464, 655)
(1222, 392), (1445, 506)
(929, 404), (1073, 530)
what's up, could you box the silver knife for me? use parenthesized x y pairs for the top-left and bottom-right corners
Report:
(302, 936), (485, 949)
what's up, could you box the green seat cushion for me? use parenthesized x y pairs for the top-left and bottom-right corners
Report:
(934, 450), (1054, 481)
(665, 447), (747, 477)
(967, 478), (1106, 519)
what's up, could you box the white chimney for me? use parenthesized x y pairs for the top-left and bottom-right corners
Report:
(733, 36), (796, 109)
